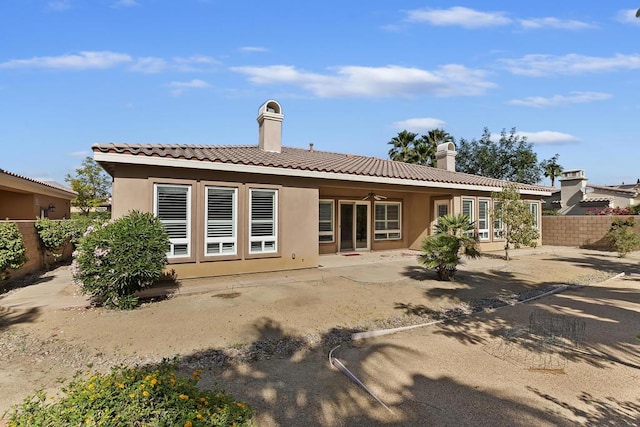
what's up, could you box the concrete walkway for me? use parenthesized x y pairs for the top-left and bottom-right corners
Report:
(0, 250), (423, 311)
(0, 246), (635, 312)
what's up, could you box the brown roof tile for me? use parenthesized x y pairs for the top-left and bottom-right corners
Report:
(0, 168), (76, 197)
(92, 143), (553, 193)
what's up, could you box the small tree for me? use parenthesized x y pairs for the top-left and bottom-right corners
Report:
(0, 222), (27, 281)
(491, 185), (539, 260)
(65, 156), (111, 216)
(607, 217), (640, 257)
(418, 214), (481, 280)
(72, 211), (169, 309)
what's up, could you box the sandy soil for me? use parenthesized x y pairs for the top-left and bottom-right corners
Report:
(1, 247), (639, 425)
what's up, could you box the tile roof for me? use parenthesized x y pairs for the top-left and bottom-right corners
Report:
(586, 184), (638, 196)
(92, 143), (554, 193)
(0, 168), (76, 197)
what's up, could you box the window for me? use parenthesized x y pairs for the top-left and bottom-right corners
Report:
(493, 200), (503, 239)
(462, 198), (475, 236)
(529, 202), (539, 229)
(249, 189), (277, 254)
(319, 200), (334, 243)
(435, 201), (449, 224)
(205, 186), (237, 256)
(154, 184), (191, 258)
(478, 200), (490, 240)
(374, 202), (401, 240)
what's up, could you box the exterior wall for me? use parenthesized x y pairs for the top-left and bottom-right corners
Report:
(542, 215), (640, 249)
(0, 190), (71, 220)
(587, 189), (633, 210)
(108, 163), (547, 278)
(2, 220), (73, 282)
(110, 164), (318, 278)
(0, 191), (34, 219)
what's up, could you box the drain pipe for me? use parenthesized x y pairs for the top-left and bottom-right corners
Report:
(329, 345), (393, 413)
(352, 273), (627, 341)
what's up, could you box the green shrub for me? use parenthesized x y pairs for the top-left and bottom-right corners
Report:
(5, 361), (253, 426)
(607, 217), (640, 257)
(34, 218), (75, 260)
(0, 222), (27, 281)
(418, 214), (481, 281)
(72, 211), (169, 309)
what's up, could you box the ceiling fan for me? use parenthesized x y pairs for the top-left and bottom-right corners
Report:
(362, 191), (387, 201)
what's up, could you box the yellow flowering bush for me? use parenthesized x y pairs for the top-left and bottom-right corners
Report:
(5, 360), (252, 426)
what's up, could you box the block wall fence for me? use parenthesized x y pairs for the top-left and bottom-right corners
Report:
(542, 215), (640, 249)
(2, 220), (73, 282)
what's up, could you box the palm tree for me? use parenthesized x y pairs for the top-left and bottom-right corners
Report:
(388, 130), (419, 163)
(540, 154), (563, 187)
(418, 214), (481, 280)
(418, 128), (455, 166)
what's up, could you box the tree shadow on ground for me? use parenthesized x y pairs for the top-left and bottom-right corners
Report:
(527, 386), (640, 426)
(166, 316), (639, 426)
(1, 274), (55, 293)
(0, 306), (40, 331)
(548, 254), (640, 276)
(410, 281), (640, 371)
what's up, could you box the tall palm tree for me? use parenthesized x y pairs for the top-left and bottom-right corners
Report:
(418, 128), (455, 166)
(388, 130), (419, 163)
(541, 154), (563, 187)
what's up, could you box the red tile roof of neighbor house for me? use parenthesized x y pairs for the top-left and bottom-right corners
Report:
(92, 143), (554, 194)
(0, 168), (76, 197)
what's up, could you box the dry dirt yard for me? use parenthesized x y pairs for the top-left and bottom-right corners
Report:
(0, 247), (639, 425)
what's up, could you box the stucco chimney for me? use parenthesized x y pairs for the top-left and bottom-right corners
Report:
(257, 100), (284, 153)
(559, 169), (587, 214)
(435, 142), (456, 171)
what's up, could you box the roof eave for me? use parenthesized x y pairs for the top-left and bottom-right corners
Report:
(94, 152), (553, 196)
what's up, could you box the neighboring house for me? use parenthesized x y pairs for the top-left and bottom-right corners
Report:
(93, 100), (553, 279)
(544, 169), (640, 215)
(0, 169), (76, 220)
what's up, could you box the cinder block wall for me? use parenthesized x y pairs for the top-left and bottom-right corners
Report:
(3, 220), (73, 282)
(542, 216), (640, 249)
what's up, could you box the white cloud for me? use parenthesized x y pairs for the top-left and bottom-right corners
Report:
(130, 57), (168, 73)
(112, 0), (139, 7)
(509, 91), (612, 108)
(501, 53), (640, 77)
(0, 51), (133, 70)
(393, 118), (446, 132)
(403, 7), (594, 31)
(0, 51), (219, 74)
(49, 0), (71, 11)
(240, 46), (269, 53)
(167, 79), (211, 95)
(518, 17), (596, 30)
(69, 150), (89, 158)
(173, 55), (219, 72)
(517, 131), (580, 145)
(405, 7), (512, 29)
(232, 64), (495, 98)
(615, 9), (640, 25)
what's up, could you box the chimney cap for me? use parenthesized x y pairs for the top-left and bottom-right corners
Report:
(258, 99), (283, 117)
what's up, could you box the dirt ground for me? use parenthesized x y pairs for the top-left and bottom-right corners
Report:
(1, 247), (639, 425)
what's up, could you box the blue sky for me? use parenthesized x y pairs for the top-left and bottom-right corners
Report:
(1, 1), (639, 187)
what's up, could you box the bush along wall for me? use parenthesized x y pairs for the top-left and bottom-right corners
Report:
(0, 221), (27, 281)
(72, 210), (169, 309)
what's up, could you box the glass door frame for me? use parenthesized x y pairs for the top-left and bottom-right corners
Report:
(338, 200), (370, 252)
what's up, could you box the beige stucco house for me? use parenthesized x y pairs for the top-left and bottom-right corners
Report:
(544, 169), (639, 215)
(0, 169), (76, 220)
(93, 100), (553, 279)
